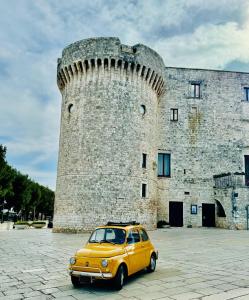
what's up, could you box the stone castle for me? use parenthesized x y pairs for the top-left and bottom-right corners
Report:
(53, 37), (249, 232)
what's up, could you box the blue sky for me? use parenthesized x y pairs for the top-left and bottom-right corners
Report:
(0, 0), (249, 190)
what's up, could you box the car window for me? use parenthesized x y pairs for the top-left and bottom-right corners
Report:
(90, 228), (105, 242)
(140, 229), (149, 241)
(127, 229), (140, 244)
(106, 228), (115, 240)
(89, 228), (126, 244)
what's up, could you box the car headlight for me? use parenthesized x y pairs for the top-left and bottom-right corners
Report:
(69, 257), (76, 265)
(101, 259), (108, 267)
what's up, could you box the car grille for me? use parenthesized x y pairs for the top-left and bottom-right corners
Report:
(73, 257), (101, 273)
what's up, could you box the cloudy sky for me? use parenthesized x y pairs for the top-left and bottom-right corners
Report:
(0, 0), (249, 190)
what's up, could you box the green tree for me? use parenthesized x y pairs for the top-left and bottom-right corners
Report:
(0, 145), (14, 200)
(0, 144), (55, 220)
(30, 182), (41, 219)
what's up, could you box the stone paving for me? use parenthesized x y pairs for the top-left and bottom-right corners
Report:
(1, 228), (249, 299)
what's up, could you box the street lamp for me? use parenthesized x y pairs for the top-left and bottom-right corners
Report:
(1, 200), (7, 223)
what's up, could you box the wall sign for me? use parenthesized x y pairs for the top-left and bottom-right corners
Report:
(191, 204), (198, 215)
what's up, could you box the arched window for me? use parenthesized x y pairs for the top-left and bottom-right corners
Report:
(68, 103), (74, 113)
(140, 105), (146, 116)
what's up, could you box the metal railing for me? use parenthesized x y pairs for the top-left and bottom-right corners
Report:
(213, 173), (247, 188)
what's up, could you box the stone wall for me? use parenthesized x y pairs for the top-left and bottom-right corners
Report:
(54, 37), (165, 232)
(54, 37), (249, 232)
(157, 67), (249, 227)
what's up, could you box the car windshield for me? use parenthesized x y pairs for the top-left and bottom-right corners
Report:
(89, 228), (126, 245)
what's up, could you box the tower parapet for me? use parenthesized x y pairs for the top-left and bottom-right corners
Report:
(54, 37), (165, 232)
(57, 37), (165, 96)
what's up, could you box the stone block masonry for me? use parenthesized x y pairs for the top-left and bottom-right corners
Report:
(54, 37), (249, 232)
(54, 37), (165, 232)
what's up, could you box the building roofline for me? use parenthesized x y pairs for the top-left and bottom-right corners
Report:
(165, 66), (249, 75)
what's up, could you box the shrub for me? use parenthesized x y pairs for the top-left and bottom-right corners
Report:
(14, 221), (30, 225)
(32, 221), (46, 225)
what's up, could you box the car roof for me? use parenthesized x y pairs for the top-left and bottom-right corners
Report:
(96, 224), (144, 230)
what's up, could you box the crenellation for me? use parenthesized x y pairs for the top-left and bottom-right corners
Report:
(58, 60), (164, 97)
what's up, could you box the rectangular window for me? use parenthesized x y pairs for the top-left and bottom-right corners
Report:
(158, 153), (171, 177)
(244, 87), (249, 101)
(191, 83), (200, 98)
(245, 155), (249, 186)
(170, 108), (178, 121)
(142, 153), (147, 168)
(142, 183), (147, 198)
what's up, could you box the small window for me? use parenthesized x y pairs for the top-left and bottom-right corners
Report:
(127, 229), (140, 244)
(245, 155), (249, 186)
(170, 108), (178, 121)
(140, 104), (146, 115)
(244, 87), (249, 101)
(68, 103), (74, 113)
(142, 183), (147, 198)
(191, 83), (200, 98)
(142, 153), (147, 168)
(158, 153), (171, 177)
(139, 229), (149, 241)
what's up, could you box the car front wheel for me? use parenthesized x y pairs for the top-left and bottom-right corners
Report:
(113, 265), (125, 290)
(71, 275), (81, 287)
(147, 254), (156, 272)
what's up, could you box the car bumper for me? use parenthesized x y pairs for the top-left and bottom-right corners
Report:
(69, 269), (113, 279)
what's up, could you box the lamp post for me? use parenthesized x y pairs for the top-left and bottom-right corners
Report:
(1, 199), (7, 223)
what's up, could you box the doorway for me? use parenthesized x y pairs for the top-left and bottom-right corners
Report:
(202, 203), (215, 227)
(169, 201), (183, 227)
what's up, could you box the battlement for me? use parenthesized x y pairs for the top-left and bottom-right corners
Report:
(57, 37), (165, 96)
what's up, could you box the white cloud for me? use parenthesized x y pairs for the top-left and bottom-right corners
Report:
(154, 20), (249, 69)
(0, 0), (249, 189)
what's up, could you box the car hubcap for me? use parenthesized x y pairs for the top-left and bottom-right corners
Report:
(120, 270), (124, 285)
(151, 257), (156, 270)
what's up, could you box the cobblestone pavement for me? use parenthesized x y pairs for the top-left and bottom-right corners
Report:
(1, 228), (249, 300)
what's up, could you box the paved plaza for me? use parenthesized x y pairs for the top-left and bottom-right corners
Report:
(1, 228), (249, 300)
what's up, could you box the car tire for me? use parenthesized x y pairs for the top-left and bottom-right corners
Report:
(113, 265), (125, 290)
(147, 254), (156, 272)
(71, 275), (81, 287)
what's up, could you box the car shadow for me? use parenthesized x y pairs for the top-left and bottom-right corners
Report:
(76, 269), (148, 292)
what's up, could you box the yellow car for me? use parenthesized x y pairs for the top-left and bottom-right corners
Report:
(69, 222), (158, 290)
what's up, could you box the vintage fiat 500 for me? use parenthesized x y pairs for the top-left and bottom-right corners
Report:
(69, 222), (158, 290)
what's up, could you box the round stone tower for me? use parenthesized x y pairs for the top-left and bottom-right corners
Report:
(53, 37), (165, 232)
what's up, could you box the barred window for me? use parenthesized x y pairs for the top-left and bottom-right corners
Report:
(170, 108), (178, 121)
(191, 83), (200, 98)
